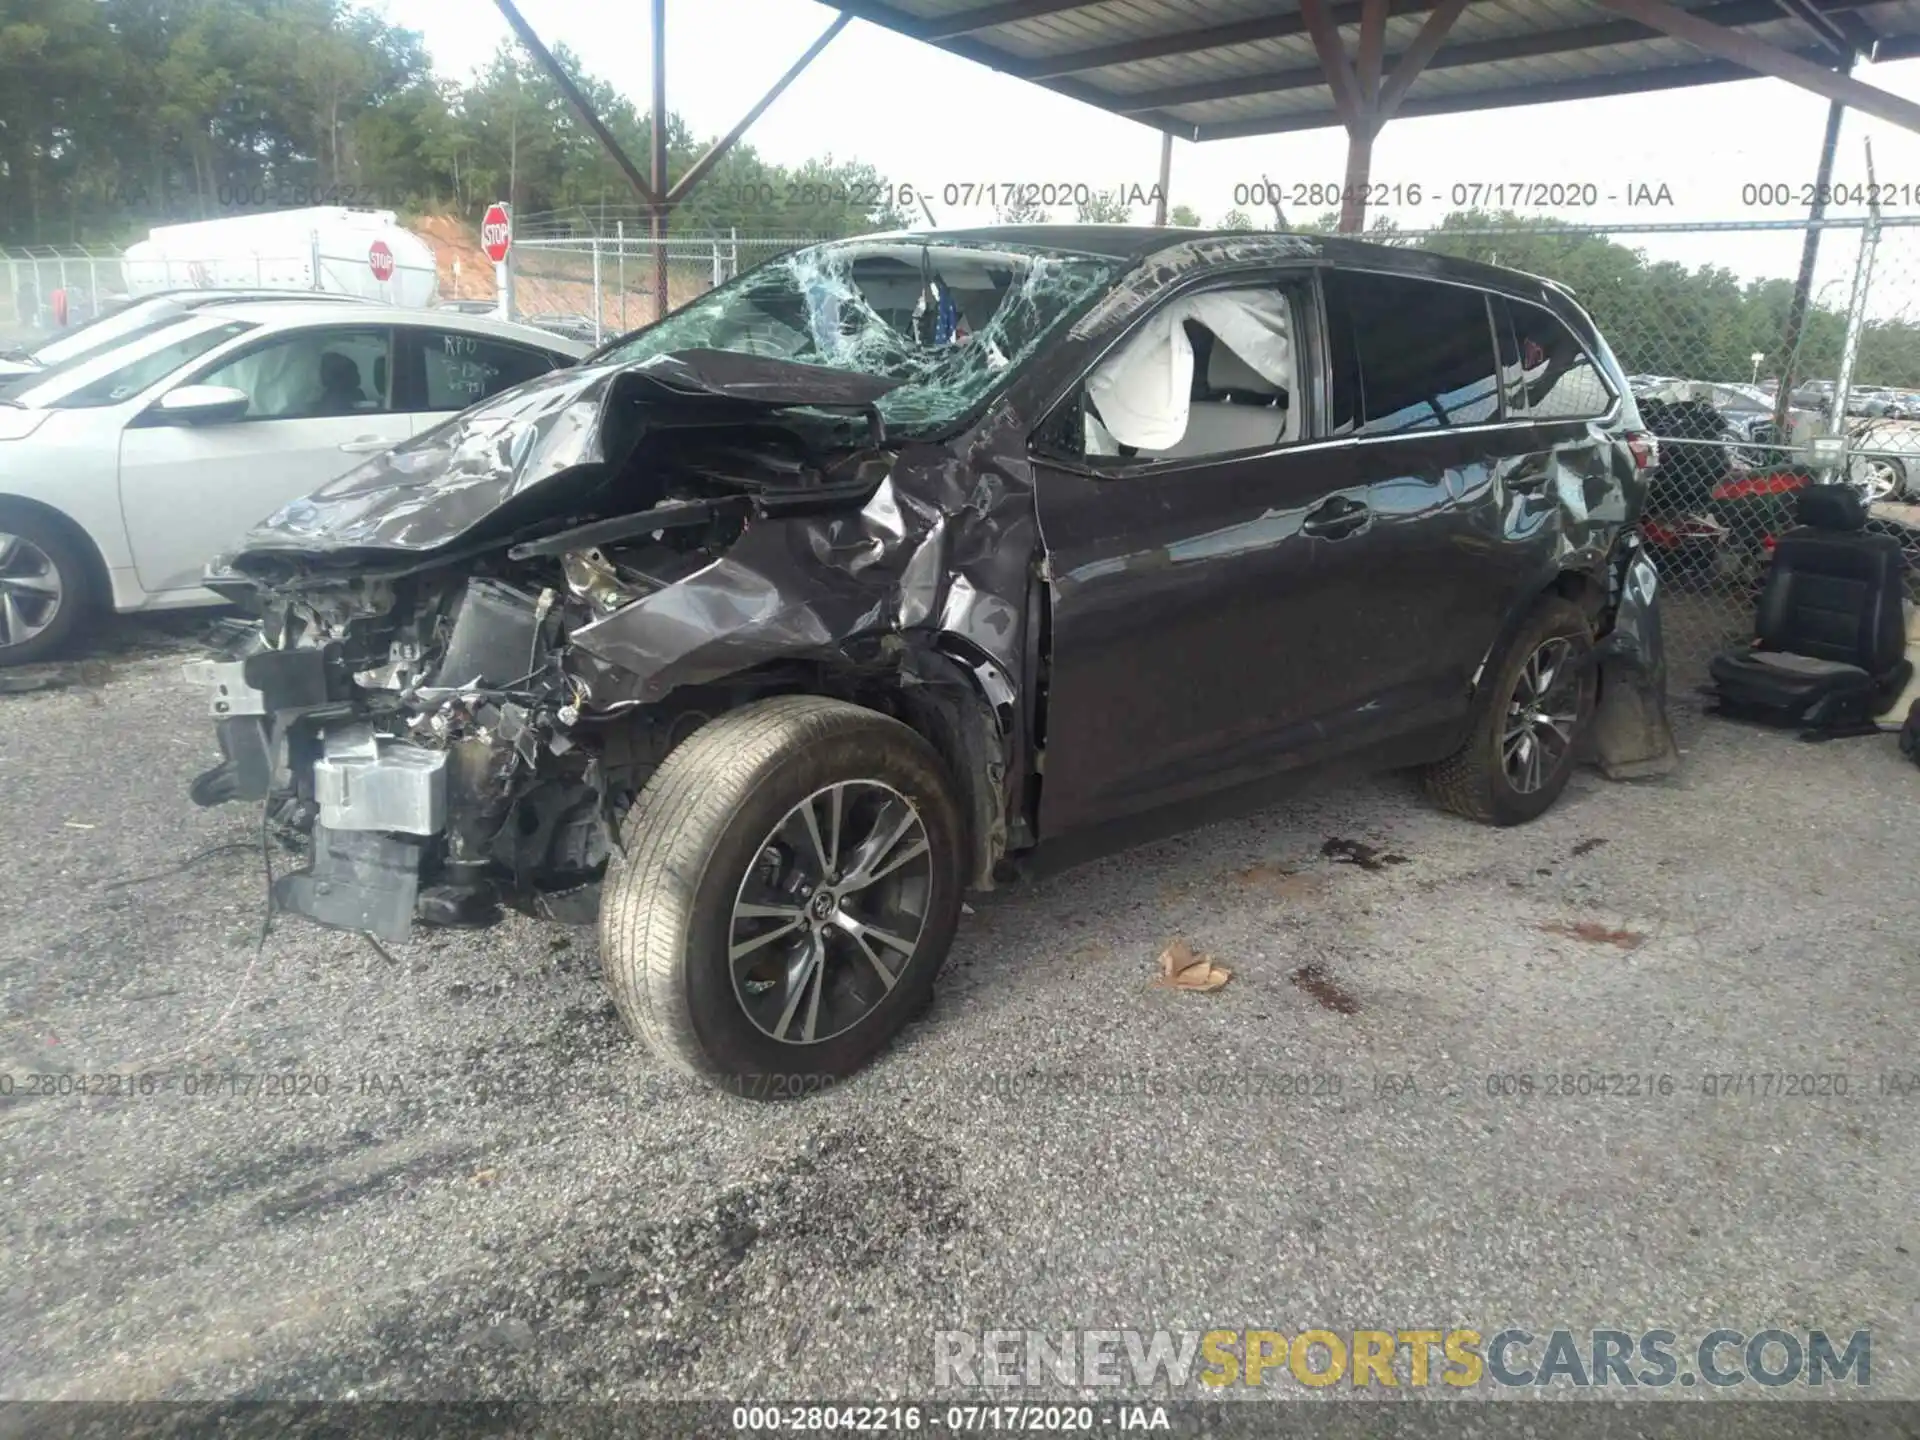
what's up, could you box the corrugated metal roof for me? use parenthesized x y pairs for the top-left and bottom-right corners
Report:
(819, 0), (1920, 138)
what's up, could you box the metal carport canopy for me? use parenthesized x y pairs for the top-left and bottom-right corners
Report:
(810, 0), (1920, 228)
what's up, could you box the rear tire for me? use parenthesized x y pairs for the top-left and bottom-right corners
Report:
(0, 504), (90, 668)
(1422, 598), (1596, 826)
(599, 695), (965, 1096)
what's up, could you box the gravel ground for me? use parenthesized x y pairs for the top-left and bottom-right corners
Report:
(3, 617), (1919, 1408)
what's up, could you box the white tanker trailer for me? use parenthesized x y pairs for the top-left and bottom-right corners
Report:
(120, 207), (438, 307)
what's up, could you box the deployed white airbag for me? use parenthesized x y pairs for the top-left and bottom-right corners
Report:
(1085, 290), (1295, 452)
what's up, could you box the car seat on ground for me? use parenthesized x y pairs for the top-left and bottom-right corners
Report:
(1708, 483), (1912, 734)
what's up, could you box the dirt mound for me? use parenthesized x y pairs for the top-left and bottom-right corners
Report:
(410, 214), (494, 303)
(407, 213), (708, 331)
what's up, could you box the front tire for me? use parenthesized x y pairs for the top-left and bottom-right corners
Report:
(600, 696), (965, 1095)
(0, 506), (89, 668)
(1422, 598), (1597, 826)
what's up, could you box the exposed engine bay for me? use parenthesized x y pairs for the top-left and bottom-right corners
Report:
(188, 388), (1017, 937)
(186, 239), (1110, 939)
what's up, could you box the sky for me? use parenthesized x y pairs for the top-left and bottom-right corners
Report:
(390, 0), (1920, 314)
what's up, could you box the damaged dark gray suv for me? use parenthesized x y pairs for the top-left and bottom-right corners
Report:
(188, 226), (1676, 1092)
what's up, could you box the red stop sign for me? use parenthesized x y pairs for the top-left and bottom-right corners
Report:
(368, 240), (395, 281)
(481, 203), (512, 264)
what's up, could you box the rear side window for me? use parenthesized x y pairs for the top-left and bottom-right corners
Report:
(1322, 271), (1500, 437)
(1500, 298), (1613, 420)
(418, 330), (558, 411)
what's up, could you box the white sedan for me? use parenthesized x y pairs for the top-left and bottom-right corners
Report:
(0, 303), (589, 664)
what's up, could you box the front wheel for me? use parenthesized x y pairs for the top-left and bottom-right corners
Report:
(1421, 598), (1597, 826)
(599, 696), (965, 1095)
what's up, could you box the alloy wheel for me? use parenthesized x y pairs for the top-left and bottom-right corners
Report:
(0, 532), (63, 650)
(1857, 458), (1903, 504)
(728, 780), (933, 1045)
(1503, 637), (1580, 795)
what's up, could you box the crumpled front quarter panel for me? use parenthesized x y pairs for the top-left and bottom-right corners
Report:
(567, 410), (1041, 703)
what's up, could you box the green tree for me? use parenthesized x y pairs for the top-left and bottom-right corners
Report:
(0, 2), (909, 245)
(1076, 189), (1133, 224)
(1168, 203), (1201, 227)
(0, 0), (119, 237)
(996, 198), (1052, 225)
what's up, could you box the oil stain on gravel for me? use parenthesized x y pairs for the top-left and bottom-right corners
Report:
(1290, 963), (1362, 1015)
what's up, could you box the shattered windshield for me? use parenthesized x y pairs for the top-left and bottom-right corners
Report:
(596, 239), (1119, 434)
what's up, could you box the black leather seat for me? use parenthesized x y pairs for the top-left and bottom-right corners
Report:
(1709, 484), (1911, 730)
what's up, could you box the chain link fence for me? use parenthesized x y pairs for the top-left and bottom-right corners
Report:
(503, 233), (814, 342)
(1, 242), (437, 341)
(1, 246), (127, 340)
(0, 230), (808, 356)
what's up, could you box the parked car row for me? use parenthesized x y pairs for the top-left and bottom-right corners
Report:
(1628, 373), (1920, 503)
(1779, 377), (1920, 420)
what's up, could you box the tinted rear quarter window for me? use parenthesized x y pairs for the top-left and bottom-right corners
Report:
(1322, 270), (1500, 436)
(1501, 297), (1613, 420)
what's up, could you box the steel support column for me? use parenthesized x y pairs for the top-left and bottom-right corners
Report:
(1774, 81), (1849, 434)
(1340, 127), (1375, 232)
(495, 0), (846, 324)
(1303, 0), (1465, 232)
(650, 0), (670, 321)
(1154, 131), (1172, 225)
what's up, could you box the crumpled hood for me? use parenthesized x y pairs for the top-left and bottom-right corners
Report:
(222, 349), (902, 564)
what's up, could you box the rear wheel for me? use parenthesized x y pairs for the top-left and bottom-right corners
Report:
(599, 696), (965, 1095)
(1422, 598), (1597, 826)
(0, 506), (90, 668)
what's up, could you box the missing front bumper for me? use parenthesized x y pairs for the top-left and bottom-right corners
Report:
(185, 656), (458, 939)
